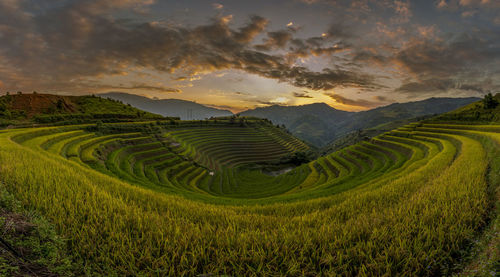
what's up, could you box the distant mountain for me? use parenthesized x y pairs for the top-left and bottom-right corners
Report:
(338, 97), (480, 134)
(240, 97), (479, 147)
(99, 92), (233, 120)
(239, 103), (352, 147)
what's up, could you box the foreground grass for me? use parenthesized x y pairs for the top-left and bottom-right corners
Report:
(0, 121), (496, 276)
(0, 182), (77, 276)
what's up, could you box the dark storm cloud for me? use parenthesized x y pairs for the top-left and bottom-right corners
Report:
(286, 36), (349, 63)
(352, 51), (389, 66)
(293, 91), (313, 98)
(373, 95), (389, 102)
(80, 81), (182, 93)
(0, 0), (377, 92)
(111, 83), (182, 93)
(233, 15), (269, 43)
(394, 34), (499, 79)
(0, 0), (498, 102)
(255, 30), (293, 51)
(393, 33), (500, 95)
(396, 78), (495, 95)
(396, 78), (456, 93)
(324, 92), (381, 108)
(325, 21), (355, 40)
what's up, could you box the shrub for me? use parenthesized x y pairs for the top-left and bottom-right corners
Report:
(483, 93), (498, 109)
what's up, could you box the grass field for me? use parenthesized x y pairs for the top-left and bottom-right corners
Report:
(0, 117), (498, 275)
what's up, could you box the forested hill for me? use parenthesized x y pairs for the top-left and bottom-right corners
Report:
(432, 93), (500, 122)
(240, 97), (479, 146)
(0, 93), (163, 127)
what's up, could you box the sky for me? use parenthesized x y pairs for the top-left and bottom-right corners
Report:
(0, 0), (498, 112)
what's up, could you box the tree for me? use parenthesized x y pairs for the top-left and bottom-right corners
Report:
(5, 91), (9, 96)
(33, 91), (37, 94)
(17, 91), (22, 95)
(56, 99), (64, 110)
(483, 93), (498, 109)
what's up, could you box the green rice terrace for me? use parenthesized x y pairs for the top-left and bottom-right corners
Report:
(0, 97), (499, 276)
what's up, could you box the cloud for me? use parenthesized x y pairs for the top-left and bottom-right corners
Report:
(212, 3), (224, 10)
(204, 103), (235, 111)
(324, 92), (381, 108)
(436, 0), (500, 10)
(234, 91), (251, 95)
(436, 0), (448, 9)
(393, 34), (499, 80)
(91, 83), (182, 93)
(300, 0), (319, 4)
(373, 95), (390, 102)
(461, 10), (478, 17)
(293, 91), (313, 98)
(286, 31), (350, 61)
(325, 21), (355, 40)
(233, 15), (269, 43)
(0, 0), (497, 102)
(396, 78), (495, 95)
(257, 97), (290, 106)
(125, 84), (182, 93)
(395, 78), (455, 93)
(459, 0), (474, 6)
(255, 30), (293, 51)
(1, 1), (383, 94)
(393, 1), (412, 23)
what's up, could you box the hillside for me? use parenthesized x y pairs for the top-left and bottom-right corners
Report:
(240, 97), (479, 146)
(239, 103), (352, 146)
(0, 93), (163, 127)
(0, 100), (499, 275)
(321, 115), (434, 155)
(432, 93), (500, 122)
(99, 92), (233, 120)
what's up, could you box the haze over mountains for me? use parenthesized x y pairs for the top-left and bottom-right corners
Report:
(100, 92), (233, 120)
(101, 92), (479, 147)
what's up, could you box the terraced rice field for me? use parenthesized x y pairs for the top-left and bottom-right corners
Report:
(0, 120), (498, 275)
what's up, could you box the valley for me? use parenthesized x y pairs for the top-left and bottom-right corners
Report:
(0, 93), (498, 275)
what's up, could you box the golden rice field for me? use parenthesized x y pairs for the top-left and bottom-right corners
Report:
(0, 120), (498, 276)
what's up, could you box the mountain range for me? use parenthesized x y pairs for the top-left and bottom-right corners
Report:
(99, 92), (233, 120)
(240, 97), (479, 146)
(100, 92), (479, 147)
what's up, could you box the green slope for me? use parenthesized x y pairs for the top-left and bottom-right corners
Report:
(0, 93), (164, 127)
(433, 93), (500, 123)
(240, 97), (479, 146)
(0, 100), (498, 275)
